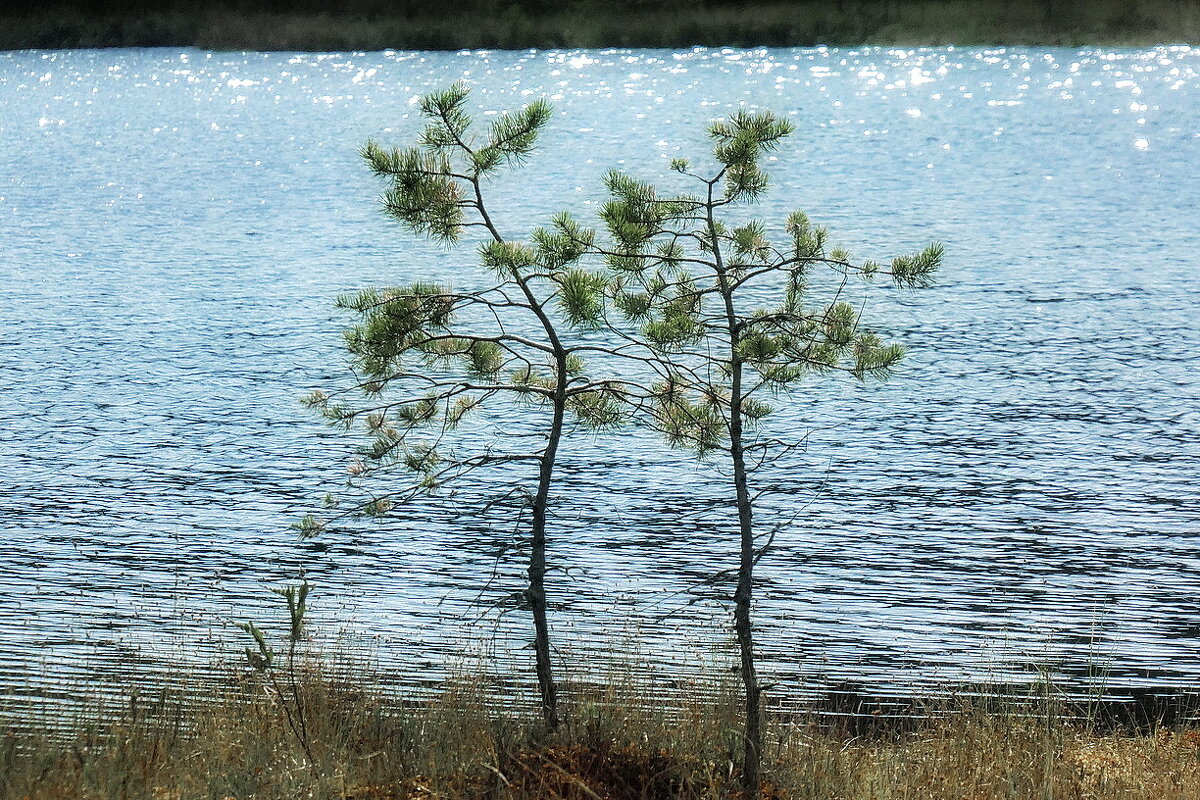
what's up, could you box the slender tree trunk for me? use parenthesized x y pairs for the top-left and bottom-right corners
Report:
(527, 377), (566, 731)
(476, 179), (563, 732)
(709, 185), (762, 795)
(729, 359), (761, 795)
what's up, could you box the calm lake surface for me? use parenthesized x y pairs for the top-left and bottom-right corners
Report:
(2, 45), (1199, 710)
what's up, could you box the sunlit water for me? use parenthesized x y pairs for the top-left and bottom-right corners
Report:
(2, 45), (1199, 714)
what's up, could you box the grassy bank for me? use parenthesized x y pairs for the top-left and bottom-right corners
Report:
(1, 0), (1198, 51)
(4, 662), (1199, 800)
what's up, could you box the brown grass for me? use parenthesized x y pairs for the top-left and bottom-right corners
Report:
(2, 661), (1198, 800)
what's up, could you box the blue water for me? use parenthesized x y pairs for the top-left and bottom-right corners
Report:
(1, 45), (1199, 709)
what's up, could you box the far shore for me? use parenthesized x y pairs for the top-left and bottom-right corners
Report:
(2, 0), (1199, 51)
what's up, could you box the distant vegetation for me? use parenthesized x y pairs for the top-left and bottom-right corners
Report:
(1, 0), (1198, 50)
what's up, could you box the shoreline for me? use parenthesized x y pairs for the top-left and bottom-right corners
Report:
(2, 1), (1199, 51)
(4, 662), (1199, 799)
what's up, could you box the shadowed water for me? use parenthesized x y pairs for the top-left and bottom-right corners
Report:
(1, 45), (1198, 714)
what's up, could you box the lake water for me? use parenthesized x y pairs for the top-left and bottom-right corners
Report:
(2, 44), (1199, 713)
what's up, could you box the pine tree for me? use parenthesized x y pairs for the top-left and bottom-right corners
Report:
(303, 85), (625, 730)
(597, 109), (942, 791)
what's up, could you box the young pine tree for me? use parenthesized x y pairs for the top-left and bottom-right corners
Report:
(597, 109), (942, 791)
(303, 85), (625, 730)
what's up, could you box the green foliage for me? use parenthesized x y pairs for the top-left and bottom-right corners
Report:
(447, 395), (482, 427)
(237, 583), (310, 667)
(361, 141), (464, 242)
(480, 239), (536, 276)
(418, 84), (472, 150)
(467, 340), (504, 376)
(653, 379), (727, 456)
(236, 583), (316, 766)
(271, 582), (310, 642)
(476, 99), (554, 173)
(852, 334), (908, 380)
(323, 83), (646, 521)
(566, 386), (626, 429)
(598, 107), (942, 458)
(337, 284), (456, 380)
(890, 241), (945, 288)
(361, 84), (554, 245)
(709, 109), (795, 201)
(533, 212), (595, 270)
(786, 210), (828, 261)
(731, 221), (771, 264)
(557, 269), (608, 328)
(600, 170), (698, 256)
(237, 620), (274, 672)
(291, 513), (325, 539)
(612, 284), (653, 322)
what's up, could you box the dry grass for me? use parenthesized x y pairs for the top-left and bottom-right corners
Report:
(2, 661), (1198, 800)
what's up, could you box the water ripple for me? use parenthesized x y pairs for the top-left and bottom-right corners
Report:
(1, 45), (1198, 702)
